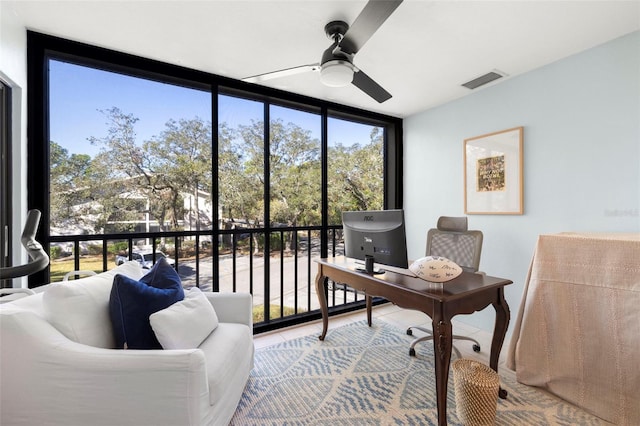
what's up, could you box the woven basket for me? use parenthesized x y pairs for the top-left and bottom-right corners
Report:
(452, 359), (500, 426)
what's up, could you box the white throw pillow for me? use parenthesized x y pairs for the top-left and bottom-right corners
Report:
(409, 256), (463, 282)
(149, 287), (219, 350)
(43, 261), (144, 348)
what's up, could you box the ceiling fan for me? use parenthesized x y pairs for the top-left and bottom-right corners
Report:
(242, 0), (403, 104)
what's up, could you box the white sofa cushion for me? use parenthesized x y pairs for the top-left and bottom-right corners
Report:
(42, 261), (143, 348)
(150, 287), (219, 349)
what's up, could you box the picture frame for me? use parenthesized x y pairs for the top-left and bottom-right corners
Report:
(464, 126), (523, 214)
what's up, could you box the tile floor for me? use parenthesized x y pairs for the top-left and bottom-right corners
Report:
(252, 303), (511, 368)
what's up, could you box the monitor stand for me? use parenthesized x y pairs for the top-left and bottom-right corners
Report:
(355, 266), (385, 275)
(354, 259), (385, 275)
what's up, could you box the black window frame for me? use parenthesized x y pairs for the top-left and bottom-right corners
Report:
(0, 79), (12, 287)
(26, 30), (403, 289)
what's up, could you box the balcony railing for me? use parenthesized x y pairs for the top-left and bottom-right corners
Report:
(48, 226), (375, 333)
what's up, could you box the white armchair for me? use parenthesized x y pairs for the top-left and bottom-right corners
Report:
(0, 262), (254, 426)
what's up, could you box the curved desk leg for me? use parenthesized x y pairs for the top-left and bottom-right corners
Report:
(315, 269), (329, 341)
(432, 317), (453, 426)
(491, 287), (511, 399)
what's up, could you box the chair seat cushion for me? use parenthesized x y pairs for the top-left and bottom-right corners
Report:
(150, 287), (219, 349)
(109, 258), (184, 349)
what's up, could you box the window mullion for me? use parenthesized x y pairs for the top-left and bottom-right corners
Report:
(263, 103), (271, 323)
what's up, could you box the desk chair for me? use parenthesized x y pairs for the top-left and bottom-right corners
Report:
(407, 216), (483, 359)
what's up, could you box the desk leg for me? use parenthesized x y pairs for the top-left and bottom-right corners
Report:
(315, 269), (329, 341)
(491, 287), (511, 399)
(366, 295), (372, 327)
(432, 315), (453, 426)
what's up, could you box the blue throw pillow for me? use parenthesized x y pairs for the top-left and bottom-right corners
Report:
(109, 257), (184, 349)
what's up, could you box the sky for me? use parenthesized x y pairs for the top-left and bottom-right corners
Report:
(49, 60), (377, 158)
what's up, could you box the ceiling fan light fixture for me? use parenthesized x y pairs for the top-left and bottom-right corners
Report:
(320, 60), (354, 87)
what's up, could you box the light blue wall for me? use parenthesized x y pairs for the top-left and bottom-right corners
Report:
(403, 31), (640, 334)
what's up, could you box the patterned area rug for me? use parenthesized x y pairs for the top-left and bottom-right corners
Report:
(231, 320), (610, 425)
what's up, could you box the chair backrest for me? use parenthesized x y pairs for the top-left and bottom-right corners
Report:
(425, 216), (483, 273)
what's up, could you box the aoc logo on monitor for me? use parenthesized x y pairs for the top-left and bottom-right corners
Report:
(364, 216), (374, 221)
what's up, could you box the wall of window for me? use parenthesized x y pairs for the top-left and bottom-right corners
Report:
(27, 31), (402, 330)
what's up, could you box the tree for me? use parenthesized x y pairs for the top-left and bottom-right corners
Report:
(268, 119), (321, 228)
(49, 141), (93, 229)
(327, 127), (384, 224)
(89, 107), (211, 233)
(218, 121), (264, 227)
(86, 108), (156, 232)
(225, 119), (321, 251)
(269, 119), (321, 251)
(149, 117), (213, 230)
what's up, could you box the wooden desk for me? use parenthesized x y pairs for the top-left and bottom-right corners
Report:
(315, 256), (512, 426)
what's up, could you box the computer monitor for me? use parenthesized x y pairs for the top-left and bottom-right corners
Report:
(342, 209), (409, 273)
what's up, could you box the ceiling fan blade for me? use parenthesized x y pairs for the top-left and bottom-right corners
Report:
(243, 64), (320, 84)
(338, 0), (403, 55)
(352, 69), (392, 103)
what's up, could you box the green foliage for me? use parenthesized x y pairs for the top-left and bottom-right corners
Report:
(269, 233), (284, 251)
(49, 245), (62, 260)
(109, 241), (129, 254)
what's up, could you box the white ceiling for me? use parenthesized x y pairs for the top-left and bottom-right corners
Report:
(6, 0), (640, 118)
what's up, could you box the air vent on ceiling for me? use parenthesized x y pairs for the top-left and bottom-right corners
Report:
(462, 71), (505, 90)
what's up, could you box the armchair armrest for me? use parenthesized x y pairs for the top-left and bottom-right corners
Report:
(204, 292), (253, 328)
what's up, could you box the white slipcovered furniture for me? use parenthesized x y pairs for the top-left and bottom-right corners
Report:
(0, 261), (254, 426)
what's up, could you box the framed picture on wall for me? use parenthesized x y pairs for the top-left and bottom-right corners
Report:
(464, 127), (523, 214)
